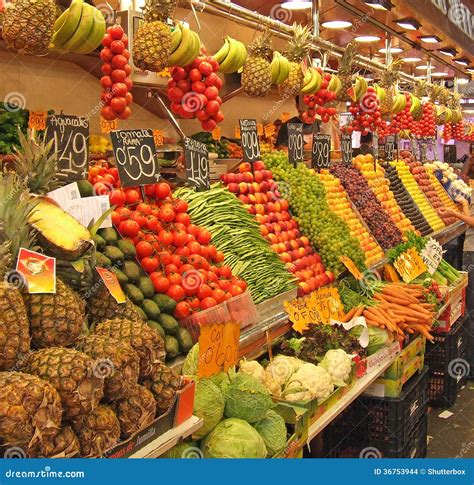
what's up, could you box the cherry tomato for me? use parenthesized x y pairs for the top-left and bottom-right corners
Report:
(119, 220), (140, 237)
(141, 256), (159, 273)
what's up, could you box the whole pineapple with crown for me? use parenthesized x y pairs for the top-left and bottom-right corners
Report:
(411, 80), (427, 121)
(279, 24), (312, 98)
(142, 362), (182, 416)
(337, 42), (357, 102)
(133, 0), (174, 72)
(242, 29), (273, 97)
(380, 59), (402, 115)
(88, 286), (145, 324)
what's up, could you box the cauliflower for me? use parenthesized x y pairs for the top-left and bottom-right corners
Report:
(239, 359), (266, 384)
(266, 355), (303, 386)
(263, 370), (281, 397)
(283, 363), (333, 402)
(319, 349), (353, 387)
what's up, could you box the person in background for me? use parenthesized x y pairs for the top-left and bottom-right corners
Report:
(353, 132), (375, 158)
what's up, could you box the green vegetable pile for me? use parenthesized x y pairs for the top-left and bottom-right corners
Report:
(191, 131), (230, 158)
(0, 103), (28, 154)
(175, 184), (297, 303)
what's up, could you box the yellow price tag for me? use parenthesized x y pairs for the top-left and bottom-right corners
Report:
(212, 126), (221, 141)
(284, 296), (313, 333)
(28, 111), (47, 130)
(100, 117), (117, 133)
(234, 126), (241, 139)
(264, 124), (276, 137)
(153, 129), (164, 147)
(257, 123), (263, 136)
(340, 256), (363, 280)
(281, 112), (291, 123)
(307, 287), (343, 324)
(393, 247), (427, 283)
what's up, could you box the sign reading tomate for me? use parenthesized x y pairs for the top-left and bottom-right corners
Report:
(198, 321), (240, 378)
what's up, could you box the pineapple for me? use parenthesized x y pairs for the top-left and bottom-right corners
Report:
(78, 334), (140, 401)
(380, 60), (402, 115)
(338, 42), (357, 102)
(279, 24), (312, 98)
(114, 385), (156, 438)
(23, 278), (85, 348)
(412, 80), (427, 121)
(88, 286), (145, 324)
(30, 425), (81, 458)
(0, 372), (62, 451)
(2, 0), (57, 56)
(24, 347), (104, 419)
(142, 362), (182, 416)
(242, 30), (273, 98)
(71, 405), (120, 457)
(133, 0), (174, 72)
(93, 318), (165, 378)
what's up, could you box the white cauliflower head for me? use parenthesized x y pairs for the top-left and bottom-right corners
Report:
(266, 355), (303, 386)
(283, 363), (334, 402)
(239, 359), (266, 384)
(264, 370), (282, 397)
(319, 349), (353, 387)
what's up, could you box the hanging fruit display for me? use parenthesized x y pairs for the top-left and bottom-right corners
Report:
(270, 51), (290, 85)
(413, 102), (436, 138)
(379, 60), (402, 115)
(167, 24), (201, 68)
(242, 30), (273, 98)
(452, 121), (465, 141)
(213, 36), (247, 74)
(301, 72), (337, 124)
(349, 86), (382, 135)
(390, 93), (415, 134)
(442, 123), (452, 142)
(337, 42), (357, 102)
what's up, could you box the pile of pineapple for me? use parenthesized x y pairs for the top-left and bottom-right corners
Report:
(0, 132), (181, 458)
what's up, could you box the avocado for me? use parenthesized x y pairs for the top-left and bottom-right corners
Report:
(103, 246), (125, 265)
(135, 305), (148, 321)
(93, 234), (106, 251)
(141, 299), (161, 320)
(152, 294), (177, 314)
(123, 261), (141, 284)
(176, 327), (194, 353)
(117, 240), (137, 260)
(148, 320), (165, 338)
(110, 268), (128, 285)
(158, 314), (180, 336)
(164, 335), (180, 359)
(96, 252), (112, 268)
(77, 179), (94, 198)
(138, 277), (155, 299)
(125, 284), (144, 305)
(99, 228), (118, 246)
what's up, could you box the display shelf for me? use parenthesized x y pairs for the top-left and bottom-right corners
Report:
(128, 416), (203, 458)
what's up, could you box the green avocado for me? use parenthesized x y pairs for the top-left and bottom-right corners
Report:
(103, 246), (124, 265)
(123, 261), (141, 284)
(164, 335), (180, 359)
(176, 327), (194, 353)
(93, 234), (106, 251)
(141, 299), (161, 320)
(96, 253), (111, 268)
(138, 277), (155, 299)
(99, 228), (118, 246)
(152, 294), (177, 314)
(148, 320), (165, 338)
(158, 314), (180, 336)
(125, 284), (144, 305)
(77, 179), (94, 197)
(117, 240), (137, 260)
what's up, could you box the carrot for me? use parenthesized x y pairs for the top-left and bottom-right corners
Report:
(411, 324), (435, 342)
(382, 285), (417, 301)
(381, 294), (414, 306)
(354, 306), (365, 318)
(408, 303), (433, 316)
(340, 307), (357, 323)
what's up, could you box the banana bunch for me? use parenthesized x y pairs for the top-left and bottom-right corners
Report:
(270, 51), (290, 85)
(168, 24), (201, 67)
(399, 129), (412, 139)
(391, 92), (407, 115)
(89, 134), (111, 154)
(214, 36), (247, 74)
(354, 76), (368, 101)
(409, 94), (421, 115)
(327, 74), (342, 96)
(50, 0), (105, 54)
(300, 68), (323, 94)
(374, 83), (386, 104)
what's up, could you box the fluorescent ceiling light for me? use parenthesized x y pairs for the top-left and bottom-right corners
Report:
(354, 35), (381, 42)
(281, 0), (312, 9)
(438, 47), (457, 57)
(454, 58), (469, 66)
(467, 68), (474, 73)
(419, 35), (441, 43)
(431, 72), (449, 77)
(321, 20), (352, 28)
(378, 47), (403, 53)
(415, 64), (430, 70)
(403, 57), (422, 63)
(364, 0), (393, 10)
(395, 18), (421, 30)
(457, 78), (469, 84)
(415, 76), (427, 79)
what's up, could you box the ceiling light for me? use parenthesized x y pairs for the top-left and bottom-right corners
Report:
(321, 20), (352, 29)
(394, 18), (421, 30)
(378, 47), (403, 54)
(431, 72), (449, 77)
(281, 0), (312, 9)
(415, 65), (430, 70)
(457, 78), (469, 85)
(415, 76), (427, 79)
(403, 57), (422, 63)
(419, 35), (441, 43)
(454, 58), (469, 66)
(354, 35), (381, 42)
(467, 68), (474, 73)
(438, 47), (457, 57)
(364, 0), (393, 10)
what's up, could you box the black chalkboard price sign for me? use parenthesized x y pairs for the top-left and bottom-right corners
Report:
(45, 114), (89, 183)
(110, 129), (159, 188)
(444, 144), (456, 165)
(373, 132), (379, 162)
(384, 135), (395, 161)
(184, 137), (210, 191)
(341, 133), (352, 164)
(239, 119), (260, 163)
(288, 123), (304, 167)
(312, 134), (331, 169)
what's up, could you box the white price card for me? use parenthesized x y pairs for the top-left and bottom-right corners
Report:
(63, 196), (111, 229)
(47, 182), (81, 206)
(421, 238), (444, 275)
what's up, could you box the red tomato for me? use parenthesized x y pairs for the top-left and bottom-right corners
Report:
(143, 184), (156, 198)
(198, 61), (213, 76)
(218, 265), (232, 279)
(214, 250), (225, 263)
(165, 264), (179, 275)
(188, 297), (201, 311)
(189, 69), (202, 82)
(218, 279), (231, 291)
(170, 255), (182, 267)
(140, 256), (158, 273)
(200, 297), (217, 309)
(94, 182), (112, 196)
(117, 206), (131, 219)
(106, 167), (119, 180)
(136, 241), (153, 259)
(187, 224), (200, 236)
(175, 212), (190, 226)
(174, 301), (191, 319)
(197, 228), (212, 245)
(235, 279), (247, 291)
(155, 182), (171, 199)
(167, 284), (185, 302)
(197, 284), (212, 300)
(207, 271), (218, 283)
(150, 272), (170, 293)
(119, 220), (140, 237)
(207, 245), (217, 260)
(159, 206), (175, 223)
(136, 203), (152, 215)
(158, 230), (173, 246)
(173, 230), (187, 247)
(168, 273), (182, 286)
(111, 210), (122, 226)
(111, 55), (128, 70)
(125, 189), (141, 205)
(174, 199), (188, 213)
(145, 215), (161, 232)
(158, 251), (172, 266)
(179, 264), (194, 275)
(175, 246), (190, 257)
(229, 285), (244, 297)
(187, 241), (201, 255)
(107, 24), (124, 39)
(131, 211), (147, 228)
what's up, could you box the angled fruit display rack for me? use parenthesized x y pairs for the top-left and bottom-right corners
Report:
(0, 0), (472, 461)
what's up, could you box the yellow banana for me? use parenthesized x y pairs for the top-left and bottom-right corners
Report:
(50, 0), (84, 52)
(276, 54), (290, 84)
(168, 26), (193, 66)
(214, 37), (230, 64)
(354, 76), (368, 101)
(219, 37), (247, 73)
(271, 52), (281, 84)
(63, 2), (94, 52)
(170, 23), (182, 53)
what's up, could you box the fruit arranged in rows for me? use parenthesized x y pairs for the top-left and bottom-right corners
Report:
(214, 36), (247, 74)
(263, 151), (365, 274)
(425, 161), (471, 203)
(167, 23), (201, 68)
(382, 163), (432, 236)
(390, 160), (444, 232)
(174, 184), (297, 303)
(352, 154), (416, 235)
(318, 171), (384, 266)
(100, 24), (133, 121)
(426, 171), (459, 212)
(221, 161), (334, 296)
(330, 162), (403, 251)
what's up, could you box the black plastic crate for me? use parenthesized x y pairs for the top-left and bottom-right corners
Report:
(428, 368), (468, 408)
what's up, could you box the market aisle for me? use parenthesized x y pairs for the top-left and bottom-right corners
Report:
(427, 384), (474, 458)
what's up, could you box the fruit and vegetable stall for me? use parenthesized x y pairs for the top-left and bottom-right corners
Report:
(0, 0), (472, 461)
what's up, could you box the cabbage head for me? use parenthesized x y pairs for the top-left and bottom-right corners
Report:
(192, 378), (225, 439)
(162, 440), (201, 459)
(201, 418), (267, 458)
(182, 343), (199, 375)
(253, 410), (287, 457)
(224, 373), (272, 423)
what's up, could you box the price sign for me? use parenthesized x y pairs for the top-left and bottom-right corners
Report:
(45, 114), (89, 183)
(341, 133), (352, 165)
(211, 126), (221, 141)
(153, 129), (164, 146)
(384, 135), (395, 161)
(198, 321), (240, 377)
(264, 124), (276, 137)
(311, 133), (331, 169)
(110, 129), (159, 188)
(419, 141), (427, 162)
(373, 132), (379, 162)
(234, 126), (241, 139)
(184, 137), (209, 191)
(444, 144), (456, 164)
(256, 123), (264, 137)
(96, 267), (126, 303)
(28, 111), (47, 130)
(308, 287), (343, 324)
(239, 119), (261, 163)
(16, 248), (56, 294)
(421, 238), (444, 275)
(288, 123), (304, 167)
(283, 296), (317, 333)
(100, 117), (118, 133)
(393, 247), (427, 283)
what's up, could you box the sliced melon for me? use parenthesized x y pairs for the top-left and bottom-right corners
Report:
(29, 197), (93, 261)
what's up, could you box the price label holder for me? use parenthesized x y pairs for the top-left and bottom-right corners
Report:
(96, 267), (126, 303)
(100, 117), (118, 134)
(384, 135), (395, 162)
(308, 287), (343, 324)
(153, 129), (164, 147)
(45, 114), (89, 183)
(211, 126), (221, 141)
(311, 133), (331, 170)
(288, 122), (304, 167)
(256, 123), (264, 137)
(239, 119), (261, 163)
(393, 247), (427, 283)
(28, 111), (47, 130)
(373, 132), (379, 166)
(198, 321), (240, 378)
(341, 133), (352, 164)
(421, 238), (444, 275)
(283, 296), (316, 333)
(444, 144), (456, 165)
(419, 140), (427, 163)
(110, 129), (159, 188)
(16, 248), (56, 294)
(184, 137), (210, 191)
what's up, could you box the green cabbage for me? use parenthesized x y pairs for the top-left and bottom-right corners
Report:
(161, 440), (201, 459)
(224, 373), (272, 423)
(192, 379), (225, 439)
(182, 343), (200, 375)
(253, 410), (287, 457)
(201, 418), (267, 458)
(350, 326), (389, 355)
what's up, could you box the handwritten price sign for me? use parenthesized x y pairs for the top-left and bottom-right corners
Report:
(394, 247), (427, 283)
(308, 287), (342, 324)
(284, 296), (316, 333)
(198, 321), (240, 377)
(28, 111), (47, 130)
(153, 129), (164, 146)
(100, 117), (118, 133)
